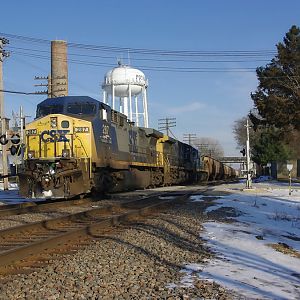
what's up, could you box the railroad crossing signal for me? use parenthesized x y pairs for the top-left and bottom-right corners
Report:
(240, 148), (246, 156)
(0, 133), (22, 155)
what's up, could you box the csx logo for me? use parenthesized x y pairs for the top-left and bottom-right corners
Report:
(40, 130), (69, 143)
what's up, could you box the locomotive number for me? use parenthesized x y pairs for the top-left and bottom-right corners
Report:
(100, 124), (111, 143)
(102, 124), (109, 136)
(26, 129), (37, 135)
(40, 130), (70, 143)
(74, 127), (89, 133)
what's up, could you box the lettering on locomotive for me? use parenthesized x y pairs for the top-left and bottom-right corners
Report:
(40, 130), (70, 143)
(100, 124), (111, 143)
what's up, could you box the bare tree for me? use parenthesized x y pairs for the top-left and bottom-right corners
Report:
(193, 137), (224, 157)
(232, 117), (256, 149)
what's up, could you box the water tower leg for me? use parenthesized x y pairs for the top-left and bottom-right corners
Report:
(143, 88), (149, 128)
(129, 85), (133, 122)
(135, 96), (139, 126)
(112, 85), (115, 110)
(124, 97), (128, 116)
(102, 90), (106, 104)
(119, 97), (123, 113)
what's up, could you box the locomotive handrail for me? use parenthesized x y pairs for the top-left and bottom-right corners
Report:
(74, 134), (89, 158)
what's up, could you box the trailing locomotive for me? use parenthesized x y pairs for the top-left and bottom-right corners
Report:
(18, 96), (236, 198)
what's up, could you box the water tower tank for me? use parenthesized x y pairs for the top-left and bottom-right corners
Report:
(102, 64), (147, 97)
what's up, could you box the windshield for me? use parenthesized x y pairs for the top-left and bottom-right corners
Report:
(67, 103), (96, 115)
(36, 105), (64, 118)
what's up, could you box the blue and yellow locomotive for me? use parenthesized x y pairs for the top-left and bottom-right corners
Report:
(19, 96), (202, 198)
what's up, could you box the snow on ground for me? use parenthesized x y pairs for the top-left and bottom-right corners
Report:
(0, 182), (36, 204)
(184, 181), (300, 300)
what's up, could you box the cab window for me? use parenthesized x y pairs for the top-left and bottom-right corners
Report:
(101, 108), (108, 121)
(36, 105), (64, 117)
(67, 103), (96, 115)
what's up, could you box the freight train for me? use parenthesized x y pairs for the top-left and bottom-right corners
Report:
(18, 96), (236, 198)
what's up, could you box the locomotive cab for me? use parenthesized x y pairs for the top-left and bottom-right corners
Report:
(19, 96), (97, 198)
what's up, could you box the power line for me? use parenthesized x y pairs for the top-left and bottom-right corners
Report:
(0, 89), (43, 95)
(2, 32), (295, 75)
(0, 32), (277, 57)
(10, 50), (299, 76)
(7, 46), (272, 63)
(9, 51), (259, 73)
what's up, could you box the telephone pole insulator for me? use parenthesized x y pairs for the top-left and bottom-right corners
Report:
(183, 133), (197, 146)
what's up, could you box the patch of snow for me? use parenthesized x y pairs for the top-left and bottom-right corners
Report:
(0, 182), (44, 204)
(180, 182), (300, 299)
(0, 182), (19, 191)
(158, 196), (176, 200)
(190, 195), (228, 202)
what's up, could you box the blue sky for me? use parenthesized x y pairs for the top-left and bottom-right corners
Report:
(1, 0), (299, 155)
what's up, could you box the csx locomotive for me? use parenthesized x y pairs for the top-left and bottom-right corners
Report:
(18, 96), (236, 198)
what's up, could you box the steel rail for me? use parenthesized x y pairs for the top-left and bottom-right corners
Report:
(0, 197), (95, 217)
(0, 192), (190, 273)
(0, 190), (173, 217)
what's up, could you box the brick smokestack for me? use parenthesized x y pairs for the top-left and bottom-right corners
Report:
(51, 40), (68, 97)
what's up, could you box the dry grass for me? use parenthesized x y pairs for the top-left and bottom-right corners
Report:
(268, 242), (300, 258)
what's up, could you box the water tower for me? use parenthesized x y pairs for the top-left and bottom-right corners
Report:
(102, 63), (149, 127)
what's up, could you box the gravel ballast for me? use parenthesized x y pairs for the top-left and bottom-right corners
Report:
(0, 196), (236, 299)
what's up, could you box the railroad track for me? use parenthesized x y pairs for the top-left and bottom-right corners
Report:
(0, 197), (95, 217)
(0, 191), (192, 275)
(0, 189), (174, 217)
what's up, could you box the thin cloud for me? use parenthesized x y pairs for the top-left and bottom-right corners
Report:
(167, 102), (206, 115)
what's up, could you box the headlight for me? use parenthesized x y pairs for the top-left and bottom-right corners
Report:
(28, 151), (35, 159)
(50, 117), (57, 128)
(62, 149), (70, 158)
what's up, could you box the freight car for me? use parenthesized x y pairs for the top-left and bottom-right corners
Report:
(200, 155), (237, 181)
(18, 96), (236, 199)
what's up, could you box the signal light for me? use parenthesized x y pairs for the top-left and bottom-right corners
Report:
(11, 134), (21, 145)
(10, 145), (21, 156)
(62, 149), (70, 158)
(0, 134), (8, 145)
(28, 151), (35, 159)
(240, 148), (246, 156)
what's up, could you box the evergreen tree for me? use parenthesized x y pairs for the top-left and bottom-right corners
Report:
(251, 127), (291, 165)
(251, 25), (300, 130)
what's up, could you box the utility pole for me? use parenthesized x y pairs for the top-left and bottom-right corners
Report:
(158, 117), (176, 136)
(19, 106), (26, 145)
(34, 75), (52, 97)
(0, 37), (10, 190)
(245, 118), (252, 189)
(183, 133), (196, 146)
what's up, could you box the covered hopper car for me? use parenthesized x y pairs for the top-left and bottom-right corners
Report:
(18, 96), (236, 198)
